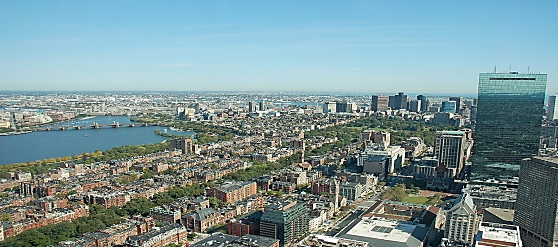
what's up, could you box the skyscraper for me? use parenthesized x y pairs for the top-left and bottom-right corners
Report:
(441, 100), (457, 113)
(391, 92), (408, 110)
(417, 95), (430, 112)
(547, 95), (558, 120)
(514, 156), (558, 247)
(472, 72), (547, 179)
(449, 96), (464, 111)
(248, 101), (257, 112)
(371, 95), (389, 112)
(408, 99), (421, 112)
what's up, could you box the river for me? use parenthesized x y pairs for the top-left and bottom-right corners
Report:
(0, 116), (194, 165)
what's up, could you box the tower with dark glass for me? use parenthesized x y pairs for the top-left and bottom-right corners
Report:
(472, 72), (547, 179)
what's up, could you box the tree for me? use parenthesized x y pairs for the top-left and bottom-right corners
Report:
(0, 213), (11, 222)
(382, 184), (407, 202)
(209, 197), (223, 209)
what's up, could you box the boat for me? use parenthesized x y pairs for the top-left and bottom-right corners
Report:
(84, 135), (88, 137)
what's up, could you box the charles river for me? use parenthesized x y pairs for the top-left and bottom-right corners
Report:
(0, 116), (194, 165)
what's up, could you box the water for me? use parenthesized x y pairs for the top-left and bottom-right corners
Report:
(0, 116), (194, 165)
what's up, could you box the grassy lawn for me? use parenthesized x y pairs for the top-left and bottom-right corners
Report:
(403, 196), (430, 204)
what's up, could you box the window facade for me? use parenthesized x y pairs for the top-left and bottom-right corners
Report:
(472, 72), (547, 179)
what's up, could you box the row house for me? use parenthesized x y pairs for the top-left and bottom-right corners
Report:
(85, 192), (130, 209)
(150, 207), (181, 224)
(125, 223), (188, 247)
(182, 208), (224, 232)
(81, 180), (108, 192)
(206, 181), (257, 204)
(83, 220), (149, 247)
(271, 181), (296, 193)
(32, 196), (68, 211)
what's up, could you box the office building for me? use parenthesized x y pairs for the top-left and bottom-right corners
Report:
(444, 193), (482, 247)
(441, 101), (457, 113)
(513, 156), (558, 247)
(248, 101), (257, 112)
(541, 124), (558, 148)
(390, 92), (408, 110)
(449, 96), (464, 111)
(548, 95), (558, 120)
(259, 101), (266, 111)
(417, 95), (430, 113)
(472, 72), (547, 179)
(336, 101), (348, 113)
(464, 184), (516, 211)
(371, 95), (389, 112)
(408, 99), (421, 112)
(434, 130), (472, 178)
(323, 102), (336, 113)
(260, 200), (309, 247)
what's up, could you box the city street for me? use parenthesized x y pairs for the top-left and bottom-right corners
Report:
(324, 188), (386, 237)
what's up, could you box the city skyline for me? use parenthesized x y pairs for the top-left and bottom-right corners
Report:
(1, 1), (557, 93)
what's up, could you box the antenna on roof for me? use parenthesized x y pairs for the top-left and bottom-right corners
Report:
(528, 66), (530, 74)
(509, 64), (512, 72)
(493, 66), (497, 73)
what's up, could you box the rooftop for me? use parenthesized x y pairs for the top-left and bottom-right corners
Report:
(339, 217), (428, 247)
(476, 222), (522, 247)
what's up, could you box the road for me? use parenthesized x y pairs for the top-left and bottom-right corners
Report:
(324, 188), (386, 237)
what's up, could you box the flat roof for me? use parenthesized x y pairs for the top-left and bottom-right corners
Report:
(339, 217), (428, 247)
(477, 223), (521, 247)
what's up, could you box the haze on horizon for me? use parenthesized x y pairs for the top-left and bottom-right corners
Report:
(1, 1), (557, 95)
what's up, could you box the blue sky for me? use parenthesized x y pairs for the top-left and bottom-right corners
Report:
(1, 1), (557, 95)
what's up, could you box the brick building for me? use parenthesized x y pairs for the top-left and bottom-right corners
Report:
(206, 181), (257, 204)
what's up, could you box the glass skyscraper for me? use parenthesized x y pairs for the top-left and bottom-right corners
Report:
(472, 72), (547, 179)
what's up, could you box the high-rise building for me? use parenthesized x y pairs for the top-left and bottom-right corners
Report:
(441, 101), (457, 113)
(371, 95), (389, 112)
(472, 72), (547, 179)
(449, 96), (464, 111)
(417, 95), (430, 112)
(260, 200), (309, 247)
(434, 131), (468, 177)
(514, 156), (558, 247)
(390, 92), (408, 110)
(248, 101), (257, 112)
(336, 101), (348, 113)
(408, 99), (421, 112)
(259, 101), (266, 111)
(444, 193), (482, 247)
(547, 95), (558, 120)
(323, 102), (336, 113)
(170, 138), (193, 154)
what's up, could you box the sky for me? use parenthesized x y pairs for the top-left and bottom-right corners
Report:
(1, 1), (557, 95)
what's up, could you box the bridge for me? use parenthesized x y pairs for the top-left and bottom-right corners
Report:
(32, 122), (160, 131)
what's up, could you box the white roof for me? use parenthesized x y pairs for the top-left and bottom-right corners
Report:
(346, 217), (417, 243)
